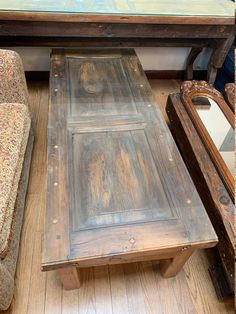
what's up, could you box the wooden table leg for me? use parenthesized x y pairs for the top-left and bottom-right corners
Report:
(207, 34), (234, 84)
(185, 47), (203, 80)
(57, 267), (80, 290)
(160, 248), (195, 278)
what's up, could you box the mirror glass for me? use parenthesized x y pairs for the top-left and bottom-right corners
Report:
(192, 97), (234, 176)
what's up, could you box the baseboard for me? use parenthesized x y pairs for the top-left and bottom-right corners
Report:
(25, 71), (50, 81)
(25, 70), (207, 81)
(145, 70), (183, 80)
(145, 70), (207, 80)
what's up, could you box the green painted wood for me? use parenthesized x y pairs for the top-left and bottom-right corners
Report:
(0, 0), (234, 18)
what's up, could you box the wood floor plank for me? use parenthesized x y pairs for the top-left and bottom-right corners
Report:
(62, 289), (79, 314)
(10, 197), (37, 314)
(1, 80), (233, 314)
(184, 250), (235, 314)
(25, 176), (47, 314)
(26, 192), (47, 314)
(78, 268), (96, 314)
(26, 83), (48, 314)
(94, 266), (113, 314)
(44, 271), (62, 314)
(152, 261), (193, 314)
(123, 263), (147, 314)
(137, 261), (164, 314)
(156, 260), (197, 313)
(109, 264), (129, 314)
(27, 84), (49, 194)
(27, 82), (42, 124)
(10, 83), (47, 314)
(144, 260), (196, 314)
(150, 79), (182, 123)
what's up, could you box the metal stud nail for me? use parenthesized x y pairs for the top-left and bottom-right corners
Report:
(219, 195), (230, 205)
(54, 182), (58, 187)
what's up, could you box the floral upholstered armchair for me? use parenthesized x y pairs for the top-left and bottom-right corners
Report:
(0, 49), (34, 310)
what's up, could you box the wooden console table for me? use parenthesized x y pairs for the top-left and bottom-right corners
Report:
(0, 0), (234, 83)
(42, 49), (217, 289)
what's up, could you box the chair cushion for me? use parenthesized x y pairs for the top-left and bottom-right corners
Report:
(0, 103), (30, 258)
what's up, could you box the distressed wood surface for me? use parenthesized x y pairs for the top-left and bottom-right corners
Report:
(160, 248), (195, 278)
(0, 22), (233, 38)
(180, 81), (234, 202)
(43, 49), (217, 275)
(224, 83), (235, 113)
(166, 90), (235, 293)
(57, 267), (80, 290)
(1, 80), (233, 314)
(42, 52), (70, 265)
(0, 21), (233, 87)
(0, 17), (233, 86)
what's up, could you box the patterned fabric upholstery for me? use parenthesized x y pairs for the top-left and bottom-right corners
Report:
(0, 50), (29, 107)
(0, 103), (30, 258)
(0, 131), (33, 310)
(0, 49), (33, 311)
(0, 264), (14, 309)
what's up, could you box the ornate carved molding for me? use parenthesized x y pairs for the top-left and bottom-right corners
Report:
(181, 80), (223, 99)
(224, 83), (235, 112)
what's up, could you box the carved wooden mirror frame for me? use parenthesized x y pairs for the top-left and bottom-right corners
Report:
(180, 81), (234, 201)
(224, 83), (235, 113)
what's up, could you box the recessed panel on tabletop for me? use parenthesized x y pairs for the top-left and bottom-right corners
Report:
(67, 57), (138, 117)
(71, 129), (175, 232)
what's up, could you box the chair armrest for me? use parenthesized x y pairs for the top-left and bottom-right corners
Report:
(0, 49), (29, 107)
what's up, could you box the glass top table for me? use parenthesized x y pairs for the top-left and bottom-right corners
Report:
(0, 0), (234, 85)
(0, 0), (234, 18)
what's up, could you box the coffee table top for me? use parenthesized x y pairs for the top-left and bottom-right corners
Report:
(42, 49), (217, 271)
(0, 0), (234, 24)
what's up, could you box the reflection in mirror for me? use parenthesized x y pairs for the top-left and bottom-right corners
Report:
(192, 97), (234, 176)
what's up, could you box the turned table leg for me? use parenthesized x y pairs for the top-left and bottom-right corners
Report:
(57, 267), (80, 290)
(160, 248), (195, 278)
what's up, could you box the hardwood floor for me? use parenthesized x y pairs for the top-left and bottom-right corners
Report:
(2, 80), (234, 314)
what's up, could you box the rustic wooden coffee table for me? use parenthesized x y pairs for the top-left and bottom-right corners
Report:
(42, 49), (217, 289)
